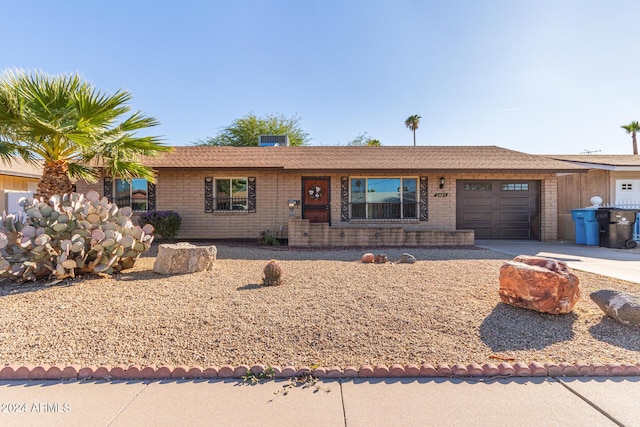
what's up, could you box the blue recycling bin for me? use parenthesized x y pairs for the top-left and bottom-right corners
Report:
(571, 209), (599, 245)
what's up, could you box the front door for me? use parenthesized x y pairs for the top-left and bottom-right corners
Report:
(302, 177), (331, 223)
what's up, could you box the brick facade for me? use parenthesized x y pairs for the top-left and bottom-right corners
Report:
(77, 169), (559, 244)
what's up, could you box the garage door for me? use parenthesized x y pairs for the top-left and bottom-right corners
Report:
(456, 180), (541, 240)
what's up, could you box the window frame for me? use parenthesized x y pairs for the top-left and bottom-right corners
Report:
(113, 178), (150, 212)
(214, 177), (249, 212)
(349, 177), (419, 221)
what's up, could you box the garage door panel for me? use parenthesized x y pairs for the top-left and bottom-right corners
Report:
(499, 212), (531, 222)
(457, 180), (540, 240)
(499, 228), (531, 239)
(473, 228), (494, 239)
(463, 212), (493, 221)
(499, 197), (532, 207)
(462, 197), (493, 207)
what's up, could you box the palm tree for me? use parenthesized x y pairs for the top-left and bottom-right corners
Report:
(404, 114), (421, 146)
(621, 121), (640, 155)
(0, 69), (171, 200)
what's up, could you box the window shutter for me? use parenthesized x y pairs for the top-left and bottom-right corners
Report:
(420, 176), (428, 221)
(341, 177), (349, 222)
(103, 177), (113, 203)
(248, 177), (256, 213)
(204, 177), (213, 213)
(147, 182), (156, 211)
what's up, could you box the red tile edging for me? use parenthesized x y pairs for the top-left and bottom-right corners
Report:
(1, 362), (639, 380)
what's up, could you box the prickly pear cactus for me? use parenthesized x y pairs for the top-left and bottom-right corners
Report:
(262, 259), (283, 286)
(0, 191), (154, 282)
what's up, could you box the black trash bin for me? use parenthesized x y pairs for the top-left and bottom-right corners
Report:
(595, 208), (638, 249)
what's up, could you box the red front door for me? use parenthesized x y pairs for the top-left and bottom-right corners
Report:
(302, 177), (330, 223)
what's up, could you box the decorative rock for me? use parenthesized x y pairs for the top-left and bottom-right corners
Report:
(396, 253), (416, 264)
(499, 255), (580, 314)
(374, 254), (388, 264)
(361, 253), (374, 263)
(590, 289), (640, 327)
(153, 242), (216, 275)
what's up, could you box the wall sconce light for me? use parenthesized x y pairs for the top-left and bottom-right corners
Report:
(439, 177), (445, 189)
(288, 199), (300, 217)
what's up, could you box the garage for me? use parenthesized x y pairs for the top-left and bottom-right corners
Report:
(456, 180), (541, 240)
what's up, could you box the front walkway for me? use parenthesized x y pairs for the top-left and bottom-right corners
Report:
(476, 240), (640, 284)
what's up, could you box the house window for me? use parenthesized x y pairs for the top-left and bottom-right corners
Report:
(215, 178), (248, 211)
(349, 178), (417, 220)
(114, 178), (149, 211)
(501, 183), (529, 191)
(464, 183), (492, 191)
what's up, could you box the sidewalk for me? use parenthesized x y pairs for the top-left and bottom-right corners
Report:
(476, 240), (640, 284)
(1, 376), (638, 426)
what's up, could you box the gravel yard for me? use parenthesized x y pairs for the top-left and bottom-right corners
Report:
(1, 244), (639, 368)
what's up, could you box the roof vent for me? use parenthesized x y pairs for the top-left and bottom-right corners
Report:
(258, 135), (289, 146)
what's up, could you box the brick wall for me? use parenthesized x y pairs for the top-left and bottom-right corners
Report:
(76, 170), (559, 242)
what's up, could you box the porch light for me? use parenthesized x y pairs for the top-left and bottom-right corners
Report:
(288, 199), (300, 216)
(439, 177), (445, 189)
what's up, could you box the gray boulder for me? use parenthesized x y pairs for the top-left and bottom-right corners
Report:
(396, 253), (416, 264)
(590, 289), (640, 327)
(153, 242), (217, 275)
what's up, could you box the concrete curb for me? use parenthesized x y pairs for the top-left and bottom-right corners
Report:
(1, 362), (639, 380)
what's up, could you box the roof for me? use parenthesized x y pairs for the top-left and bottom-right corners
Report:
(142, 146), (586, 173)
(0, 158), (43, 178)
(548, 154), (640, 171)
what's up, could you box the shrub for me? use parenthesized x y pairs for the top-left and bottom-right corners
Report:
(0, 191), (154, 282)
(138, 210), (182, 241)
(258, 230), (280, 246)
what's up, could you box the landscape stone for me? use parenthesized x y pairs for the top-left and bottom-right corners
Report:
(396, 253), (416, 264)
(590, 289), (640, 327)
(498, 255), (580, 314)
(361, 253), (374, 263)
(153, 242), (216, 275)
(375, 254), (388, 263)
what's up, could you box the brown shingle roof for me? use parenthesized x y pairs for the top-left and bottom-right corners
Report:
(143, 146), (586, 173)
(548, 154), (640, 167)
(0, 158), (43, 178)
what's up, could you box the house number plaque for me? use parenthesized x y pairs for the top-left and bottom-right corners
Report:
(433, 193), (449, 197)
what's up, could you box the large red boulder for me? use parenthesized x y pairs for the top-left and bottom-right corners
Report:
(498, 255), (580, 314)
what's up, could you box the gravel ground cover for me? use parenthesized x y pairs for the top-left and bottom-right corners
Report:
(0, 244), (638, 368)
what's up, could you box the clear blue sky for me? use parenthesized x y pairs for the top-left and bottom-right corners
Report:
(3, 0), (639, 154)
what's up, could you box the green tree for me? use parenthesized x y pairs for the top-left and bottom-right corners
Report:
(0, 69), (170, 200)
(621, 121), (640, 155)
(347, 132), (381, 146)
(404, 114), (422, 146)
(196, 113), (310, 146)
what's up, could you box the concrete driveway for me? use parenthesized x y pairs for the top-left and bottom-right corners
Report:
(476, 240), (640, 284)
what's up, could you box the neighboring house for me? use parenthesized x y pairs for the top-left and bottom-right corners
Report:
(548, 155), (640, 241)
(0, 158), (42, 214)
(76, 146), (585, 246)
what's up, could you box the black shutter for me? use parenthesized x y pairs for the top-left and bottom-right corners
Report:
(204, 177), (213, 213)
(420, 176), (428, 221)
(147, 182), (156, 211)
(341, 177), (349, 222)
(103, 177), (113, 203)
(248, 177), (256, 213)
